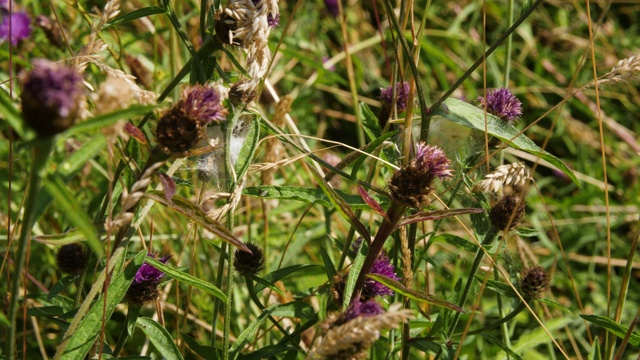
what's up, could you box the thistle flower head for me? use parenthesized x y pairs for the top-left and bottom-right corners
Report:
(324, 0), (339, 17)
(177, 84), (228, 125)
(344, 300), (384, 321)
(414, 142), (453, 180)
(389, 143), (452, 208)
(233, 243), (265, 277)
(126, 253), (171, 304)
(520, 265), (550, 299)
(21, 59), (84, 136)
(489, 193), (526, 231)
(380, 81), (410, 114)
(56, 244), (87, 276)
(477, 88), (522, 123)
(0, 11), (31, 45)
(363, 254), (399, 298)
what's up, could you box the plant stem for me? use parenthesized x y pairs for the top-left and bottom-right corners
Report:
(446, 225), (500, 338)
(6, 136), (54, 360)
(350, 201), (406, 303)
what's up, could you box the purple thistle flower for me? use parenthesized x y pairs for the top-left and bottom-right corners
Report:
(178, 84), (228, 125)
(477, 88), (522, 123)
(324, 0), (339, 17)
(364, 254), (399, 297)
(0, 11), (31, 45)
(380, 81), (410, 114)
(267, 13), (280, 28)
(344, 299), (384, 321)
(21, 59), (84, 136)
(126, 253), (171, 304)
(134, 253), (171, 286)
(414, 142), (453, 180)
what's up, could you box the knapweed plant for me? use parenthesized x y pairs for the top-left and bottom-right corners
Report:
(2, 0), (640, 359)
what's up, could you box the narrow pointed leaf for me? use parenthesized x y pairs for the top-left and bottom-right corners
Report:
(124, 122), (148, 144)
(358, 185), (387, 217)
(580, 314), (640, 347)
(43, 175), (104, 257)
(65, 105), (155, 136)
(397, 208), (484, 228)
(144, 257), (226, 302)
(136, 317), (184, 360)
(343, 241), (368, 308)
(229, 306), (276, 357)
(307, 166), (371, 242)
(105, 6), (166, 28)
(145, 191), (250, 253)
(366, 273), (464, 312)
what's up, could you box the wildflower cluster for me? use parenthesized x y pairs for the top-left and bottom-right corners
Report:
(0, 1), (31, 45)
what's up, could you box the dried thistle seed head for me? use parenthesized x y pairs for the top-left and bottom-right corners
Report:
(233, 243), (264, 277)
(489, 193), (526, 231)
(477, 88), (522, 123)
(125, 253), (171, 304)
(389, 143), (452, 208)
(229, 81), (257, 106)
(520, 265), (550, 299)
(155, 107), (203, 155)
(21, 59), (84, 137)
(56, 244), (87, 276)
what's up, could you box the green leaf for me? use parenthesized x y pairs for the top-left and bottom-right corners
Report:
(319, 246), (337, 281)
(537, 298), (572, 314)
(229, 307), (276, 358)
(58, 136), (108, 177)
(136, 317), (184, 360)
(343, 241), (368, 308)
(34, 228), (94, 246)
(253, 264), (319, 293)
(480, 333), (523, 360)
(27, 306), (65, 317)
(127, 304), (142, 336)
(232, 114), (260, 180)
(580, 314), (640, 347)
(59, 251), (146, 360)
(433, 98), (578, 186)
(508, 317), (574, 356)
(514, 227), (540, 238)
(366, 274), (464, 312)
(359, 102), (382, 141)
(105, 6), (166, 28)
(474, 275), (518, 298)
(0, 88), (27, 138)
(430, 234), (477, 252)
(144, 257), (227, 302)
(350, 131), (398, 178)
(48, 276), (77, 301)
(307, 166), (371, 242)
(65, 105), (156, 137)
(182, 333), (219, 359)
(0, 311), (9, 328)
(43, 175), (103, 257)
(243, 186), (384, 210)
(588, 336), (601, 360)
(241, 345), (299, 360)
(145, 191), (250, 253)
(270, 301), (315, 319)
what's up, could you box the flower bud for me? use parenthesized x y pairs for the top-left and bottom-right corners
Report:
(21, 59), (84, 136)
(520, 265), (550, 299)
(489, 193), (526, 231)
(233, 243), (265, 277)
(56, 244), (87, 276)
